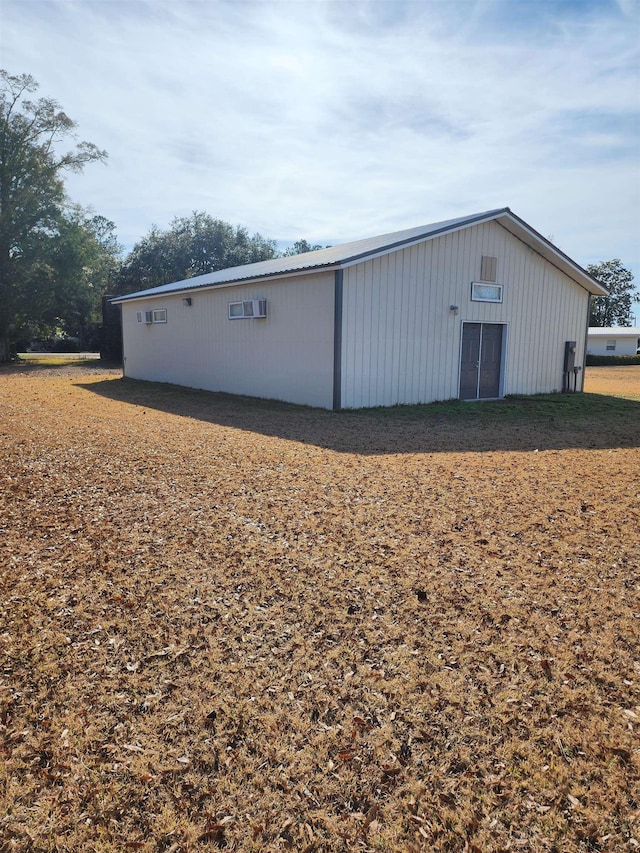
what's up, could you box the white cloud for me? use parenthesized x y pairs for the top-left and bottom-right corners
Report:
(2, 0), (639, 282)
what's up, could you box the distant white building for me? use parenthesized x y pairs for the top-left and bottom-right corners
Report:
(112, 208), (607, 409)
(587, 327), (640, 357)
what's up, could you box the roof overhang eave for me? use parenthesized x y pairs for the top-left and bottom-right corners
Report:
(495, 212), (608, 296)
(110, 262), (342, 304)
(110, 208), (608, 304)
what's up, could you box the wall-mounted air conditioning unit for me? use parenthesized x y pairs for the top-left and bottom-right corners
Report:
(229, 298), (267, 319)
(250, 298), (267, 318)
(145, 310), (153, 324)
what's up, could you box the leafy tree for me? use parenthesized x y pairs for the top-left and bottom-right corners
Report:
(7, 209), (121, 349)
(115, 211), (278, 295)
(48, 210), (121, 346)
(282, 239), (327, 256)
(587, 259), (637, 327)
(0, 70), (107, 358)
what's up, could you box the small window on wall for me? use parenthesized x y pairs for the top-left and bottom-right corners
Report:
(471, 282), (503, 303)
(136, 311), (143, 323)
(152, 309), (167, 323)
(606, 340), (616, 351)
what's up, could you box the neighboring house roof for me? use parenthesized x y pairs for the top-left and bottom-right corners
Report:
(588, 327), (640, 337)
(112, 207), (608, 303)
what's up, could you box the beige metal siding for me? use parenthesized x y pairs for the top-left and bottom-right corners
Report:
(340, 220), (590, 408)
(121, 271), (335, 409)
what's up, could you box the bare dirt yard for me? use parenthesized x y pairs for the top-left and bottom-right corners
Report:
(584, 365), (640, 401)
(1, 362), (639, 852)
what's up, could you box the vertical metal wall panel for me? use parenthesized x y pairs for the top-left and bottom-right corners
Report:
(121, 271), (335, 409)
(340, 220), (590, 408)
(407, 243), (422, 401)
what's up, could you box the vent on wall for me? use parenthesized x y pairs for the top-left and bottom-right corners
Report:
(480, 255), (498, 282)
(229, 298), (267, 319)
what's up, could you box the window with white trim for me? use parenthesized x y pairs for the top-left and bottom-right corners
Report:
(471, 282), (503, 303)
(228, 298), (267, 319)
(152, 309), (167, 323)
(606, 340), (616, 351)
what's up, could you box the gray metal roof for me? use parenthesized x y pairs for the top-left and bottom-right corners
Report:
(112, 207), (607, 302)
(588, 326), (640, 337)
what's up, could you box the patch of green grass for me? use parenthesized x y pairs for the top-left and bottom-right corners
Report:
(15, 355), (103, 367)
(355, 391), (640, 421)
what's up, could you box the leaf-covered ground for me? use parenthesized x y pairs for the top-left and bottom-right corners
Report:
(1, 365), (639, 852)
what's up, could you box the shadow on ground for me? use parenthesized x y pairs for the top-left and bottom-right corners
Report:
(76, 377), (640, 455)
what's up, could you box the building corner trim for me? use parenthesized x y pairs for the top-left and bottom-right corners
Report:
(333, 269), (343, 411)
(581, 294), (591, 391)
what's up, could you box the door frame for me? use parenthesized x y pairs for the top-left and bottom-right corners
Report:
(458, 321), (509, 400)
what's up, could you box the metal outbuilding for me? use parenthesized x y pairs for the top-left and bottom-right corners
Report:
(111, 208), (607, 410)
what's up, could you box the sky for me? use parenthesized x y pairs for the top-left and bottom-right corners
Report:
(2, 0), (640, 292)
